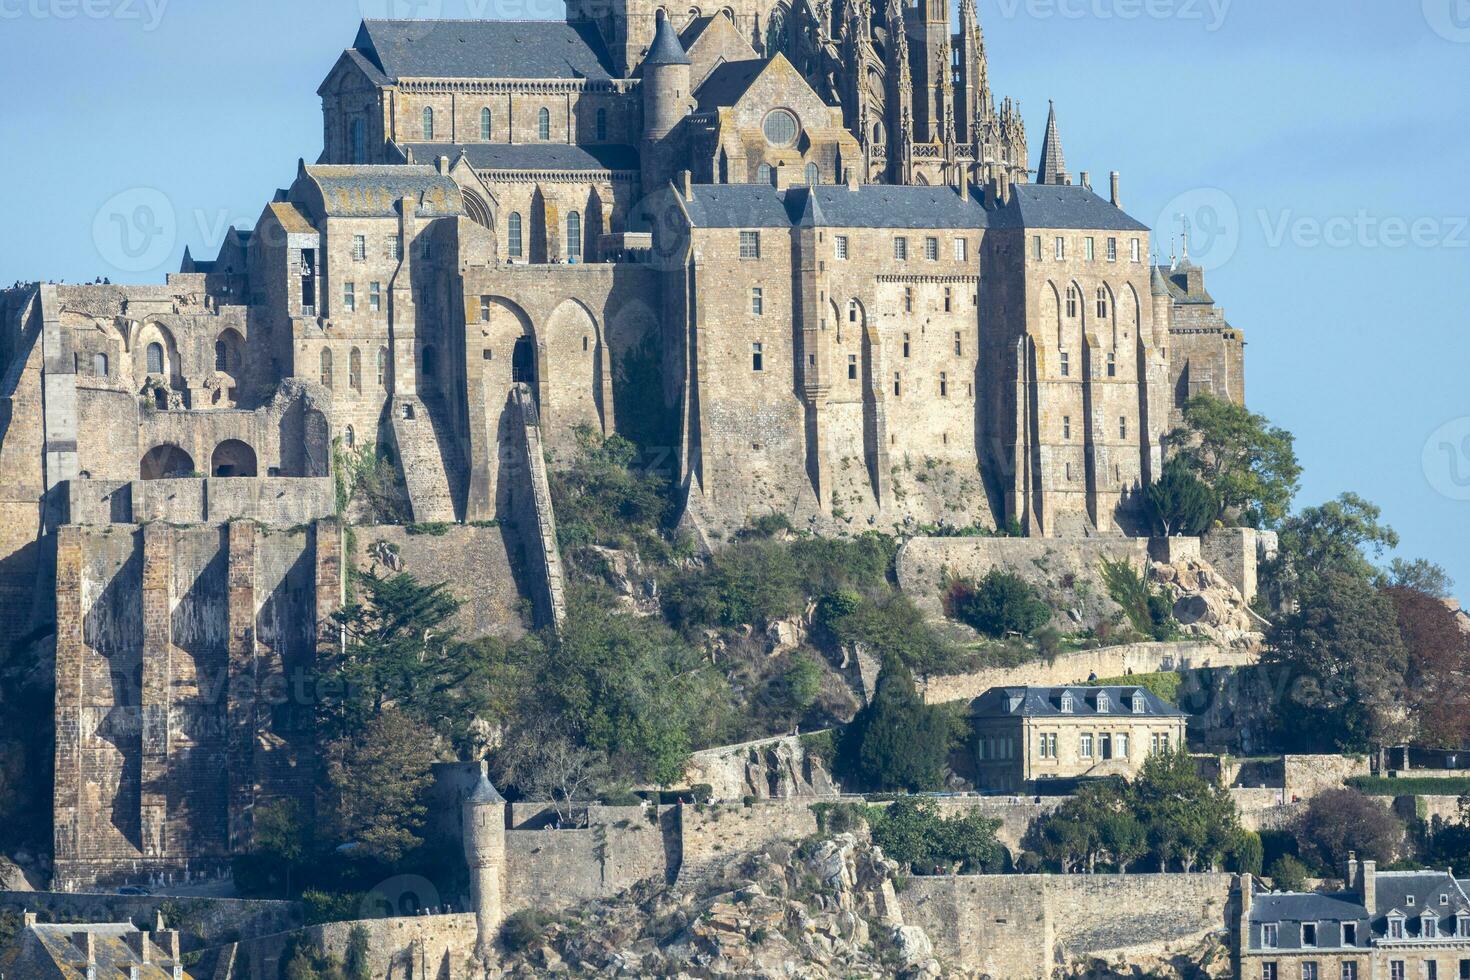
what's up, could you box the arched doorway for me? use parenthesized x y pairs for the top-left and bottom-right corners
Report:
(211, 440), (258, 478)
(512, 336), (536, 385)
(140, 444), (196, 480)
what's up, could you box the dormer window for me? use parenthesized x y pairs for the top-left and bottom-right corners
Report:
(1096, 691), (1110, 713)
(1301, 922), (1317, 947)
(1407, 895), (1415, 907)
(1423, 913), (1438, 939)
(1440, 894), (1450, 905)
(1132, 692), (1146, 714)
(1343, 922), (1357, 946)
(1388, 915), (1405, 940)
(1060, 691), (1074, 713)
(1457, 913), (1469, 937)
(1262, 922), (1278, 948)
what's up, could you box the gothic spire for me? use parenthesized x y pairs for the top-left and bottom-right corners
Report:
(1036, 100), (1070, 186)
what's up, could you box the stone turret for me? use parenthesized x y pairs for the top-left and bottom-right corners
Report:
(1036, 101), (1070, 186)
(462, 768), (507, 965)
(640, 10), (692, 196)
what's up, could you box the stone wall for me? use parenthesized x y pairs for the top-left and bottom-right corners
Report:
(1283, 754), (1371, 802)
(65, 477), (335, 527)
(900, 872), (1232, 978)
(917, 640), (1247, 706)
(354, 524), (528, 640)
(678, 800), (821, 885)
(225, 912), (478, 980)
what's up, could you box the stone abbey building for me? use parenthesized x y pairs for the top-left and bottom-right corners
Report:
(0, 0), (1245, 890)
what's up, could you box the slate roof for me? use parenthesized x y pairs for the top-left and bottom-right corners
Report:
(644, 11), (690, 67)
(1247, 872), (1470, 950)
(402, 142), (640, 173)
(353, 19), (614, 81)
(680, 184), (989, 230)
(1372, 871), (1470, 931)
(468, 771), (506, 805)
(1155, 261), (1216, 305)
(268, 201), (318, 235)
(968, 686), (1186, 719)
(989, 183), (1150, 232)
(13, 924), (181, 978)
(301, 165), (464, 218)
(695, 58), (768, 110)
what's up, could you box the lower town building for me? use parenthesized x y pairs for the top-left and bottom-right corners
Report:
(968, 685), (1187, 792)
(1240, 856), (1470, 980)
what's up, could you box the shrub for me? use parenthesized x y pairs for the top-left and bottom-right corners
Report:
(501, 909), (557, 953)
(1267, 855), (1310, 892)
(1100, 557), (1177, 641)
(1145, 459), (1219, 536)
(948, 570), (1051, 638)
(836, 662), (952, 793)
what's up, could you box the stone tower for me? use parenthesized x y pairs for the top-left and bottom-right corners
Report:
(462, 769), (507, 964)
(640, 10), (693, 197)
(1036, 100), (1071, 186)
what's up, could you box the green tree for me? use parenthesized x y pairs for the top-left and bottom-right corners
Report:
(869, 796), (1003, 874)
(344, 925), (371, 980)
(822, 591), (971, 676)
(320, 708), (437, 865)
(1167, 394), (1300, 527)
(1229, 829), (1265, 877)
(550, 426), (675, 556)
(1261, 493), (1398, 609)
(1267, 855), (1310, 892)
(1262, 572), (1411, 751)
(1386, 557), (1455, 599)
(1128, 749), (1241, 873)
(1100, 558), (1177, 642)
(1144, 458), (1220, 536)
(949, 570), (1052, 638)
(836, 661), (951, 793)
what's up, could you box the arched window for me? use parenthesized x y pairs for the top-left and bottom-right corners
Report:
(537, 107), (550, 140)
(480, 107), (492, 141)
(508, 212), (523, 258)
(805, 162), (820, 186)
(215, 340), (228, 372)
(596, 107), (608, 141)
(349, 347), (362, 391)
(422, 106), (435, 140)
(422, 345), (436, 377)
(872, 121), (883, 144)
(1066, 285), (1079, 319)
(320, 348), (333, 388)
(377, 347), (388, 386)
(146, 342), (164, 375)
(757, 163), (773, 185)
(93, 352), (109, 377)
(350, 118), (367, 164)
(344, 425), (356, 448)
(566, 211), (582, 262)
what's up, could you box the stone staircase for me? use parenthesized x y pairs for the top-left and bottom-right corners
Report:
(389, 391), (464, 523)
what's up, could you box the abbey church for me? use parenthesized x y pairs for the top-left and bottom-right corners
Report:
(0, 0), (1246, 892)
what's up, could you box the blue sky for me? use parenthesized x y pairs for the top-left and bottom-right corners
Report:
(1, 0), (1467, 596)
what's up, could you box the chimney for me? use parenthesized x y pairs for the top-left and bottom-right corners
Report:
(1079, 170), (1090, 190)
(126, 930), (152, 964)
(679, 169), (693, 201)
(955, 178), (969, 203)
(844, 167), (859, 191)
(1360, 859), (1377, 916)
(1110, 171), (1121, 208)
(23, 910), (37, 928)
(1237, 873), (1253, 931)
(437, 155), (450, 175)
(73, 930), (96, 962)
(1344, 851), (1359, 892)
(157, 929), (182, 962)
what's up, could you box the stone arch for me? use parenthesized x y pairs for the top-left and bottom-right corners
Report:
(215, 327), (243, 374)
(1097, 282), (1119, 349)
(211, 439), (258, 478)
(134, 321), (180, 383)
(140, 444), (195, 480)
(1062, 279), (1086, 352)
(1042, 281), (1064, 353)
(543, 297), (605, 437)
(1123, 283), (1142, 343)
(478, 296), (538, 402)
(463, 188), (493, 230)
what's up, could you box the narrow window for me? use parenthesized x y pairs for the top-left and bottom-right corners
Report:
(215, 340), (228, 372)
(1302, 923), (1317, 948)
(566, 210), (582, 262)
(835, 235), (849, 260)
(1261, 965), (1277, 980)
(902, 333), (910, 358)
(848, 300), (859, 323)
(1066, 285), (1079, 318)
(1107, 352), (1117, 377)
(805, 162), (819, 186)
(1080, 733), (1093, 759)
(370, 281), (382, 312)
(538, 107), (551, 140)
(94, 352), (109, 377)
(893, 372), (901, 397)
(904, 287), (912, 313)
(388, 236), (402, 261)
(350, 118), (367, 164)
(1131, 238), (1141, 262)
(596, 107), (607, 141)
(422, 106), (434, 140)
(739, 231), (761, 259)
(377, 347), (388, 386)
(848, 354), (857, 380)
(1054, 236), (1065, 260)
(320, 348), (333, 388)
(353, 235), (366, 261)
(147, 342), (164, 375)
(894, 237), (908, 261)
(1063, 416), (1071, 440)
(953, 238), (967, 262)
(508, 212), (523, 258)
(481, 106), (492, 140)
(343, 282), (355, 312)
(1116, 733), (1128, 757)
(1097, 286), (1109, 318)
(758, 163), (773, 184)
(944, 287), (952, 312)
(1262, 924), (1278, 948)
(1107, 237), (1118, 262)
(419, 235), (432, 261)
(1342, 923), (1357, 946)
(1302, 964), (1318, 980)
(349, 347), (362, 392)
(751, 287), (764, 315)
(939, 371), (948, 398)
(1120, 416), (1128, 439)
(480, 296), (492, 322)
(1341, 963), (1357, 980)
(924, 237), (938, 261)
(953, 331), (962, 356)
(1060, 351), (1070, 377)
(1085, 237), (1095, 261)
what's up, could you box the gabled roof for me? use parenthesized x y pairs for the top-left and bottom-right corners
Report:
(695, 58), (769, 111)
(988, 183), (1150, 233)
(268, 201), (318, 235)
(352, 19), (614, 81)
(296, 165), (464, 219)
(401, 142), (639, 173)
(1374, 871), (1470, 930)
(680, 183), (988, 230)
(969, 686), (1186, 719)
